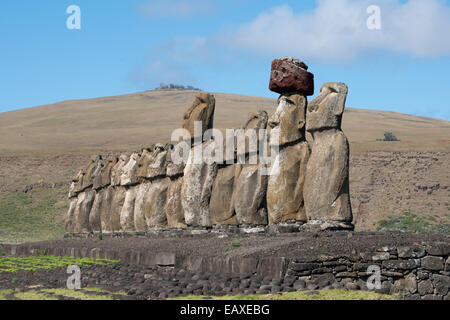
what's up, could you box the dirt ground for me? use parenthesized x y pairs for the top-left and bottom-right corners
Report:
(10, 231), (448, 261)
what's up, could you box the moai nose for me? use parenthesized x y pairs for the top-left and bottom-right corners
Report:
(268, 116), (279, 129)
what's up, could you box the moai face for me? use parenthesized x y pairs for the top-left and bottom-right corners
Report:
(268, 93), (306, 147)
(182, 92), (215, 141)
(306, 82), (348, 132)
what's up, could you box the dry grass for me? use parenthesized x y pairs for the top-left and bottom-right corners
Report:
(0, 90), (448, 157)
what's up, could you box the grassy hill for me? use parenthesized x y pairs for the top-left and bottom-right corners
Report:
(0, 89), (448, 156)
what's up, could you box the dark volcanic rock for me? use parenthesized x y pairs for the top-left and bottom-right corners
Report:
(269, 57), (314, 95)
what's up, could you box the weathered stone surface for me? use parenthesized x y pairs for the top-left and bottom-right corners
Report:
(111, 155), (129, 186)
(120, 152), (140, 186)
(405, 273), (418, 294)
(234, 110), (269, 159)
(93, 156), (117, 190)
(81, 156), (102, 191)
(100, 186), (113, 232)
(269, 93), (307, 147)
(89, 189), (104, 232)
(210, 164), (240, 225)
(233, 162), (268, 225)
(291, 262), (321, 272)
(306, 82), (348, 132)
(267, 142), (309, 224)
(165, 177), (186, 228)
(110, 186), (126, 232)
(422, 256), (444, 271)
(137, 147), (153, 178)
(120, 187), (137, 232)
(166, 145), (186, 177)
(133, 182), (151, 232)
(183, 92), (215, 140)
(269, 57), (314, 96)
(371, 252), (390, 261)
(70, 170), (85, 196)
(243, 110), (269, 132)
(304, 82), (352, 223)
(304, 130), (351, 222)
(432, 274), (450, 296)
(256, 257), (287, 278)
(65, 199), (77, 233)
(418, 279), (434, 295)
(397, 246), (426, 258)
(145, 178), (171, 228)
(138, 144), (168, 179)
(90, 158), (104, 190)
(75, 189), (95, 233)
(426, 242), (450, 256)
(181, 142), (218, 227)
(382, 259), (417, 270)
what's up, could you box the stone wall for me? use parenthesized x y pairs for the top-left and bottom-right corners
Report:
(2, 241), (448, 299)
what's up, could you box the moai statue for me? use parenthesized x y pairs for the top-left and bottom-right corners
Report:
(266, 57), (313, 225)
(181, 93), (217, 227)
(165, 144), (187, 228)
(232, 110), (269, 226)
(182, 92), (215, 141)
(304, 82), (353, 230)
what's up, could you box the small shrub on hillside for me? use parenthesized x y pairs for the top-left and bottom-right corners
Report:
(377, 212), (450, 234)
(231, 239), (241, 248)
(377, 132), (400, 142)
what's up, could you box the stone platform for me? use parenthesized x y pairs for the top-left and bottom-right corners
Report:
(1, 232), (449, 299)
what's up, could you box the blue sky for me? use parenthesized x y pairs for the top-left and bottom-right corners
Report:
(0, 0), (449, 120)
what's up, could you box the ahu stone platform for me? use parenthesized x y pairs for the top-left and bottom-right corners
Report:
(1, 232), (449, 299)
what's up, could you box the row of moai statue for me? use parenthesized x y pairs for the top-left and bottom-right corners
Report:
(65, 57), (353, 234)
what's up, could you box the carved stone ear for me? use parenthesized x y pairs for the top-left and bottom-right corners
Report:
(332, 93), (346, 116)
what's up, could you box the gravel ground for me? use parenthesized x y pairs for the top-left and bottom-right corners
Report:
(12, 231), (449, 261)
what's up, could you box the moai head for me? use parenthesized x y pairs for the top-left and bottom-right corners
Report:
(243, 110), (268, 131)
(306, 82), (348, 133)
(268, 93), (307, 146)
(182, 92), (215, 141)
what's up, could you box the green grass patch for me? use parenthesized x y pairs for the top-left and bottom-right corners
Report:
(231, 239), (241, 248)
(0, 188), (67, 244)
(377, 212), (450, 234)
(41, 288), (115, 300)
(0, 289), (13, 300)
(170, 289), (398, 301)
(0, 255), (119, 273)
(4, 287), (127, 300)
(15, 290), (58, 300)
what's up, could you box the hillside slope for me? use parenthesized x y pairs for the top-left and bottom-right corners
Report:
(0, 90), (448, 156)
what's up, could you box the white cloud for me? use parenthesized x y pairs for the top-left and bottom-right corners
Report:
(220, 0), (450, 61)
(131, 0), (450, 87)
(138, 0), (215, 19)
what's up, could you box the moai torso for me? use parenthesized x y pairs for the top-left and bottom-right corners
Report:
(181, 92), (217, 227)
(232, 110), (269, 226)
(304, 82), (352, 226)
(267, 93), (310, 224)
